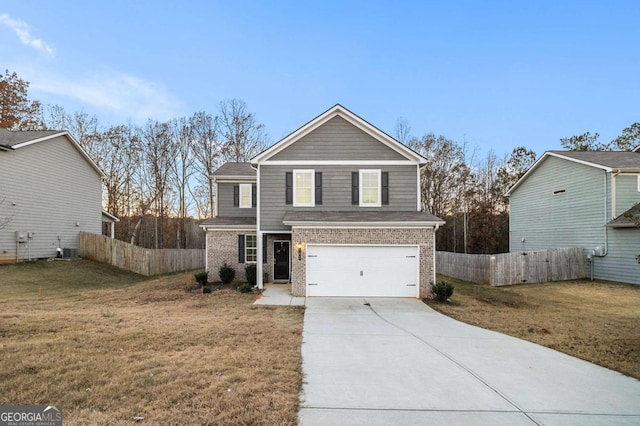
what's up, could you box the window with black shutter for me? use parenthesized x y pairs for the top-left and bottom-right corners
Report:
(233, 185), (239, 207)
(351, 172), (359, 205)
(238, 234), (245, 263)
(285, 172), (293, 204)
(382, 171), (389, 205)
(252, 183), (257, 207)
(315, 172), (323, 205)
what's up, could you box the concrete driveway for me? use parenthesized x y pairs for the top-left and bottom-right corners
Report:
(299, 298), (640, 425)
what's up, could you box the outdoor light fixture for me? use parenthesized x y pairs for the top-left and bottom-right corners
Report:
(296, 242), (303, 260)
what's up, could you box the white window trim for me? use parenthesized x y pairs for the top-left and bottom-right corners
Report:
(239, 184), (252, 209)
(359, 169), (382, 207)
(293, 169), (315, 207)
(637, 175), (640, 192)
(245, 234), (257, 264)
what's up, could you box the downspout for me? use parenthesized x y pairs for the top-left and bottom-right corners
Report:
(256, 163), (263, 290)
(603, 170), (609, 256)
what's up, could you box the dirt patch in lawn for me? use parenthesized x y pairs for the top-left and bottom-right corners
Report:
(0, 260), (304, 425)
(425, 276), (640, 380)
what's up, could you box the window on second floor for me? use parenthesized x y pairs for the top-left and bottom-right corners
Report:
(359, 169), (381, 207)
(293, 169), (315, 206)
(239, 184), (252, 208)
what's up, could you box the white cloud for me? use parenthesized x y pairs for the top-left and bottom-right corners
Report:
(0, 14), (55, 57)
(30, 71), (181, 123)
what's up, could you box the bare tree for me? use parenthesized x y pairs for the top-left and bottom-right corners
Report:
(169, 117), (196, 248)
(394, 117), (412, 144)
(141, 120), (175, 249)
(218, 99), (268, 162)
(191, 111), (222, 217)
(408, 133), (471, 218)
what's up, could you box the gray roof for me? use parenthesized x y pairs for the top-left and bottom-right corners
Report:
(607, 204), (640, 228)
(211, 162), (256, 177)
(549, 151), (640, 169)
(200, 216), (256, 228)
(283, 210), (444, 225)
(0, 128), (63, 147)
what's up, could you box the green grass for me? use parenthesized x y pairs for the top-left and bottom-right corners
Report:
(0, 259), (147, 300)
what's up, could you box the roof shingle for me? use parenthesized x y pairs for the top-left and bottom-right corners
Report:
(548, 150), (640, 169)
(211, 162), (256, 177)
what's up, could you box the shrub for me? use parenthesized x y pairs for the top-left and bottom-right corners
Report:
(431, 280), (454, 302)
(234, 278), (254, 293)
(219, 263), (236, 284)
(194, 271), (208, 287)
(202, 283), (213, 294)
(245, 264), (257, 286)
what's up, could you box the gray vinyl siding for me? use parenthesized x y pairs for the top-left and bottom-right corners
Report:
(509, 156), (640, 284)
(217, 182), (256, 218)
(260, 164), (418, 231)
(0, 136), (102, 261)
(270, 116), (407, 161)
(615, 174), (640, 215)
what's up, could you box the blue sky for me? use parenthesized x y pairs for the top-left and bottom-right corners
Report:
(2, 1), (639, 158)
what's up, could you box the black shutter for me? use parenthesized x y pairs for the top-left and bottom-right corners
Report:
(285, 172), (293, 204)
(262, 237), (267, 264)
(238, 234), (245, 263)
(233, 185), (239, 207)
(315, 172), (322, 205)
(252, 183), (257, 207)
(351, 172), (359, 205)
(382, 172), (389, 205)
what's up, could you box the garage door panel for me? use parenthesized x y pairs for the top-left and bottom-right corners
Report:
(307, 245), (418, 297)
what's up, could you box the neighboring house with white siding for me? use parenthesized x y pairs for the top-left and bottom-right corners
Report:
(506, 149), (640, 284)
(200, 104), (444, 298)
(0, 128), (106, 262)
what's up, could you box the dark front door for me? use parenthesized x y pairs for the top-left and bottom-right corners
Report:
(273, 241), (290, 281)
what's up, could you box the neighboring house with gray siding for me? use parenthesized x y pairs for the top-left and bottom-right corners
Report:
(0, 128), (105, 262)
(506, 149), (640, 284)
(201, 104), (444, 297)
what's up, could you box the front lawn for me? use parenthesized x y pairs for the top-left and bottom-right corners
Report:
(0, 260), (304, 425)
(425, 276), (640, 380)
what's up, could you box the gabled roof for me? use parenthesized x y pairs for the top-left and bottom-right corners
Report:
(547, 150), (640, 170)
(0, 128), (62, 147)
(250, 104), (427, 164)
(102, 210), (120, 222)
(607, 203), (640, 228)
(506, 150), (640, 196)
(211, 162), (256, 178)
(0, 129), (106, 178)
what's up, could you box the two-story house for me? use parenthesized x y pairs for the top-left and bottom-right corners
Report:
(0, 128), (106, 262)
(200, 105), (444, 297)
(506, 149), (640, 285)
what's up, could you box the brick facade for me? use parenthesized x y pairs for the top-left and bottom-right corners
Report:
(207, 231), (292, 283)
(206, 230), (248, 281)
(291, 227), (435, 298)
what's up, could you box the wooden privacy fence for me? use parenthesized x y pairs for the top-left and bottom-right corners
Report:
(79, 232), (205, 276)
(436, 247), (585, 286)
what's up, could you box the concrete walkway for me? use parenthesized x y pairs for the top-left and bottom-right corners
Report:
(253, 284), (305, 306)
(299, 298), (640, 425)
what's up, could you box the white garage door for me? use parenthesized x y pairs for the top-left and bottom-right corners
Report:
(306, 245), (419, 297)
